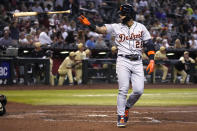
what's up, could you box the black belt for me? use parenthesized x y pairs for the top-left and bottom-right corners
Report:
(118, 54), (141, 61)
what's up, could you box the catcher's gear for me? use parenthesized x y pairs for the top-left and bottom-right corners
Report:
(0, 94), (7, 116)
(146, 60), (155, 74)
(118, 4), (136, 24)
(78, 15), (96, 31)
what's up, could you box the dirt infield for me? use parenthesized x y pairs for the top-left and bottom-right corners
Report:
(0, 84), (197, 131)
(1, 103), (197, 131)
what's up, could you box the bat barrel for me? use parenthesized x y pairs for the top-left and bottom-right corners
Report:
(13, 10), (71, 17)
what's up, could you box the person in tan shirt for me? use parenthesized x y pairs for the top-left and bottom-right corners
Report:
(58, 51), (76, 86)
(153, 46), (168, 83)
(74, 43), (86, 84)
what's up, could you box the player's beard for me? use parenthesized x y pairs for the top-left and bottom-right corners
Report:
(122, 16), (132, 25)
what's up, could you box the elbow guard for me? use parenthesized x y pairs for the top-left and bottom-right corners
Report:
(144, 39), (155, 60)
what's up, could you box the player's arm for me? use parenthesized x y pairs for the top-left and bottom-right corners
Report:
(143, 39), (155, 74)
(78, 15), (107, 34)
(143, 39), (155, 60)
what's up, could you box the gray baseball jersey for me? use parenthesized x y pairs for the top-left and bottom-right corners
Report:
(105, 21), (151, 56)
(105, 21), (151, 116)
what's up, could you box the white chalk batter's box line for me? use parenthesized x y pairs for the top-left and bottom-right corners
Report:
(73, 92), (197, 97)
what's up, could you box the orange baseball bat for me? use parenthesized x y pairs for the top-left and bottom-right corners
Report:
(13, 10), (71, 17)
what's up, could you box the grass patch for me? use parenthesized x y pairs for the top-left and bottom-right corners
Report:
(1, 88), (197, 106)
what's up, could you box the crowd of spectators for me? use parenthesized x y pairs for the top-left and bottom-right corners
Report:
(0, 0), (196, 52)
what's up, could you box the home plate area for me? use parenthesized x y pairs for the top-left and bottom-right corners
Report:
(1, 103), (197, 131)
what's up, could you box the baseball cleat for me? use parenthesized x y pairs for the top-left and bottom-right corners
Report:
(117, 115), (126, 128)
(124, 107), (129, 123)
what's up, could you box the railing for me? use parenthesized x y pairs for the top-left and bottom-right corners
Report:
(82, 59), (196, 84)
(0, 57), (50, 85)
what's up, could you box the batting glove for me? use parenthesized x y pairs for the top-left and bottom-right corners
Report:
(78, 15), (96, 31)
(146, 60), (155, 74)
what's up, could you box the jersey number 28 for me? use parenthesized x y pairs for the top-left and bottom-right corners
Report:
(135, 41), (143, 48)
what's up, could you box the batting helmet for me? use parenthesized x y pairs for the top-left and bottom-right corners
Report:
(118, 4), (136, 23)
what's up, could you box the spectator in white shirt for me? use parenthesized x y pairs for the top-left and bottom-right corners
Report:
(189, 37), (197, 49)
(19, 32), (28, 45)
(162, 39), (170, 49)
(67, 20), (76, 32)
(39, 27), (52, 45)
(60, 26), (68, 40)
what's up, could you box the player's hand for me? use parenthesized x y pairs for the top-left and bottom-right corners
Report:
(146, 60), (155, 74)
(78, 15), (91, 26)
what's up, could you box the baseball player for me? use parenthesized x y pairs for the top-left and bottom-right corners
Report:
(153, 46), (168, 83)
(58, 51), (76, 86)
(78, 4), (155, 127)
(74, 43), (86, 84)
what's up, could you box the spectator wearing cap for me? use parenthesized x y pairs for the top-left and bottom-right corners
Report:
(58, 51), (76, 86)
(74, 43), (86, 84)
(153, 46), (169, 83)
